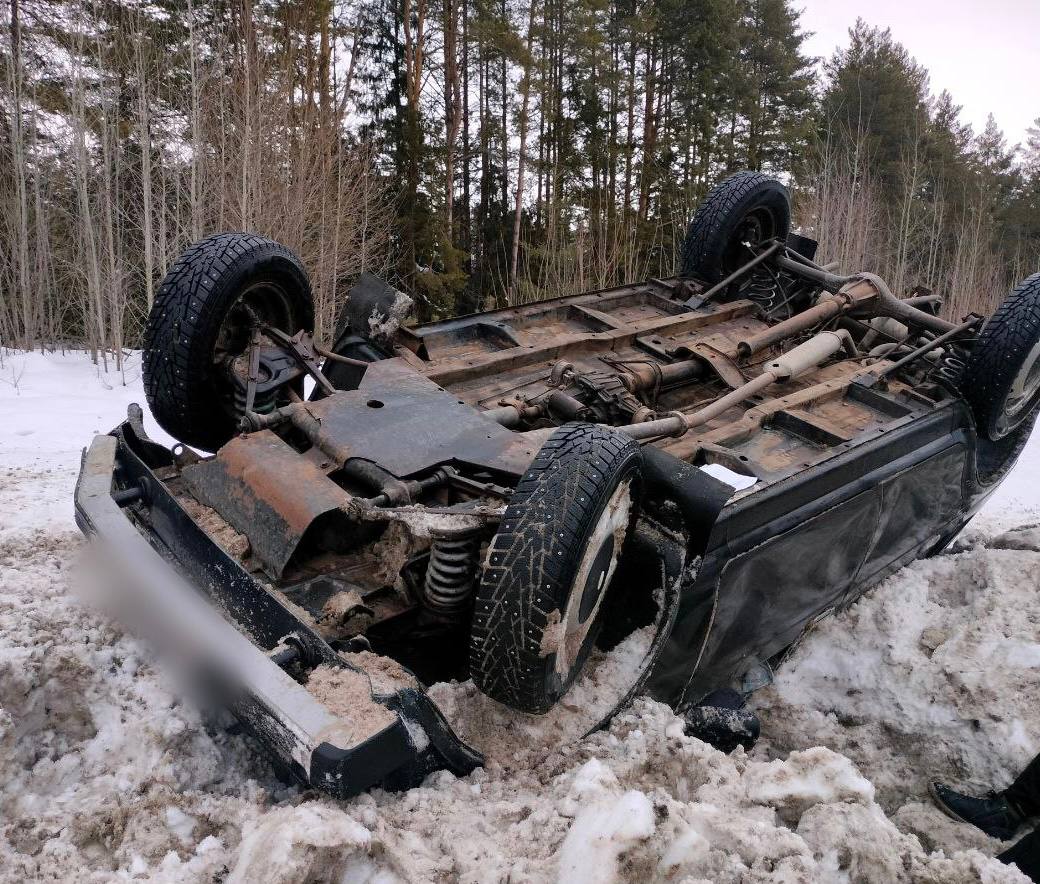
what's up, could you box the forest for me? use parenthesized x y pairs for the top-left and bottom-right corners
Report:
(1, 0), (1039, 357)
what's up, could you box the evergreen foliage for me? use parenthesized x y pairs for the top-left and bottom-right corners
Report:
(1, 1), (1038, 349)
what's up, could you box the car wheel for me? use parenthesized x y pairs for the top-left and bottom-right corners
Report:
(143, 233), (313, 452)
(469, 423), (642, 714)
(962, 273), (1040, 442)
(680, 171), (791, 283)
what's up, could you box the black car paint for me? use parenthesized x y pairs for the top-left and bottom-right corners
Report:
(649, 395), (984, 705)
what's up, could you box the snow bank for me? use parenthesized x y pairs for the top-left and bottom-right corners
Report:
(757, 534), (1040, 798)
(0, 349), (174, 539)
(0, 349), (1036, 882)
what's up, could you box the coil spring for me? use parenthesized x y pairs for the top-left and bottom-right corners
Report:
(932, 350), (968, 387)
(424, 530), (482, 615)
(744, 267), (786, 316)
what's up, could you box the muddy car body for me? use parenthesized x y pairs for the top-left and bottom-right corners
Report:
(76, 172), (1040, 797)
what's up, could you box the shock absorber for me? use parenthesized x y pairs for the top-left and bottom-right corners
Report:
(423, 528), (482, 615)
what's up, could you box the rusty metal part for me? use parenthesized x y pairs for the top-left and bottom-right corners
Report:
(872, 316), (982, 380)
(314, 341), (371, 369)
(618, 358), (703, 392)
(265, 327), (337, 396)
(683, 240), (783, 309)
(341, 459), (417, 506)
(846, 272), (957, 336)
(547, 390), (590, 421)
(735, 269), (954, 359)
(231, 342), (305, 422)
(556, 367), (649, 424)
(737, 291), (855, 357)
(686, 343), (746, 388)
(902, 294), (943, 311)
(483, 398), (547, 427)
(624, 375), (773, 440)
(549, 360), (575, 386)
(184, 260), (977, 600)
(240, 401), (302, 432)
(775, 251), (855, 292)
(244, 324), (263, 414)
(423, 528), (482, 614)
(482, 404), (523, 427)
(183, 430), (361, 577)
(624, 331), (851, 441)
(438, 465), (511, 500)
(365, 468), (451, 508)
(773, 259), (957, 338)
(418, 298), (755, 388)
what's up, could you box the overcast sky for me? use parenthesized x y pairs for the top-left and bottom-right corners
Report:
(798, 0), (1039, 148)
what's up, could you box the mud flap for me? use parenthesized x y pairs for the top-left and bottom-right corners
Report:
(636, 447), (737, 709)
(333, 272), (414, 345)
(640, 447), (736, 556)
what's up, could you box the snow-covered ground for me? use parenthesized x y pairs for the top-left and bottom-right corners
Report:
(1, 348), (1037, 883)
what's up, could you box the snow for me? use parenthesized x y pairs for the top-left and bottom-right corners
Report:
(0, 349), (176, 539)
(1, 348), (1037, 883)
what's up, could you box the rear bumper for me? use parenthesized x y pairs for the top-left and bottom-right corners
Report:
(75, 421), (482, 798)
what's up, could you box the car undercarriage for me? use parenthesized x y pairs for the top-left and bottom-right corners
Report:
(76, 171), (1040, 797)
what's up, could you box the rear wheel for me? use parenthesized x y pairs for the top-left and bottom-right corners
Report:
(680, 171), (791, 283)
(142, 233), (313, 451)
(959, 274), (1040, 484)
(962, 274), (1040, 441)
(470, 423), (641, 714)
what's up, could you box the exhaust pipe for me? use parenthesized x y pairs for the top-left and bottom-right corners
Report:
(623, 331), (852, 441)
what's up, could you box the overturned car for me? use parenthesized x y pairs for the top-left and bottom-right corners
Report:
(76, 171), (1040, 797)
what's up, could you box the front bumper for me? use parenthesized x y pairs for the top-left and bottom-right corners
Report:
(74, 415), (482, 798)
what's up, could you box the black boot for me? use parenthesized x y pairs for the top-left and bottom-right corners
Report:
(681, 689), (760, 754)
(998, 829), (1040, 882)
(930, 781), (1025, 841)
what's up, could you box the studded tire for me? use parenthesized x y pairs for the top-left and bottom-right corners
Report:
(470, 423), (642, 714)
(142, 233), (313, 452)
(961, 273), (1040, 443)
(680, 171), (791, 283)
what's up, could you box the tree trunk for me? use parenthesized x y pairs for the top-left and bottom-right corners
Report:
(508, 0), (538, 303)
(136, 22), (155, 310)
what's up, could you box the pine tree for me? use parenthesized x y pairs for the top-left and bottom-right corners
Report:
(735, 0), (814, 174)
(821, 20), (930, 190)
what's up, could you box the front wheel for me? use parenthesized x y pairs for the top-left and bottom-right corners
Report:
(469, 424), (641, 714)
(961, 273), (1040, 442)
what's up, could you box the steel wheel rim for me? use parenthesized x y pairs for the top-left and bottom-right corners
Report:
(212, 279), (296, 367)
(553, 477), (633, 679)
(996, 339), (1040, 435)
(723, 207), (777, 276)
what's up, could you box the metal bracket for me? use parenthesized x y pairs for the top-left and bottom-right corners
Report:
(265, 327), (337, 397)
